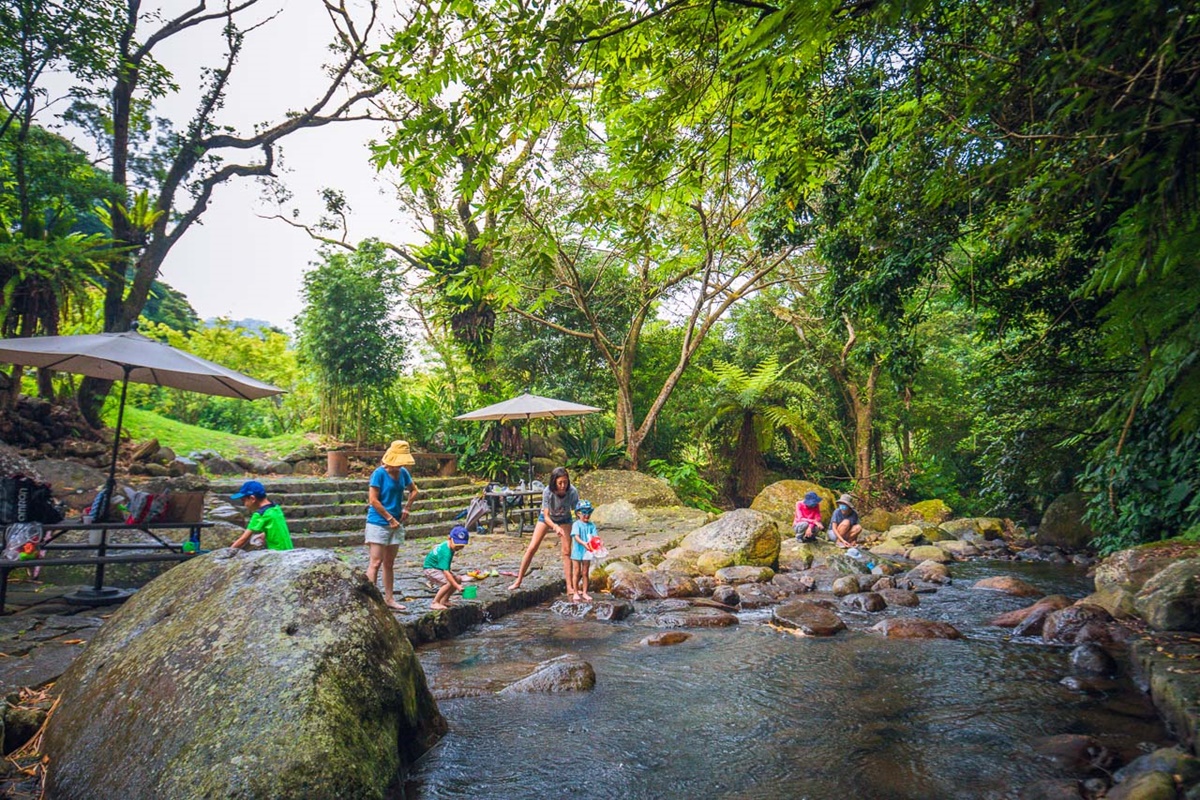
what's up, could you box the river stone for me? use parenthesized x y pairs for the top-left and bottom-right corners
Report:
(594, 599), (635, 622)
(1105, 770), (1177, 800)
(1013, 604), (1064, 638)
(500, 654), (596, 694)
(1114, 747), (1200, 787)
(695, 550), (736, 576)
(750, 479), (837, 526)
(651, 606), (739, 628)
(591, 499), (643, 527)
(771, 573), (815, 596)
(1033, 734), (1114, 773)
(907, 560), (950, 584)
(1036, 492), (1095, 550)
(832, 575), (861, 596)
(1070, 643), (1117, 676)
(677, 508), (780, 568)
(990, 595), (1073, 627)
(712, 584), (740, 606)
(642, 631), (690, 646)
(937, 540), (981, 559)
(938, 518), (982, 539)
(42, 549), (445, 800)
(885, 524), (925, 547)
(868, 618), (962, 640)
(870, 540), (910, 558)
(773, 601), (846, 636)
(907, 545), (950, 563)
(1135, 558), (1200, 631)
(1042, 604), (1114, 644)
(1084, 585), (1137, 623)
(606, 560), (640, 576)
(860, 508), (905, 532)
(972, 576), (1042, 597)
(1018, 780), (1089, 800)
(877, 588), (920, 608)
(777, 540), (817, 571)
(649, 570), (701, 599)
(909, 499), (953, 523)
(610, 571), (660, 600)
(575, 470), (679, 509)
(1094, 541), (1200, 594)
(734, 584), (775, 609)
(841, 592), (886, 612)
(714, 565), (774, 585)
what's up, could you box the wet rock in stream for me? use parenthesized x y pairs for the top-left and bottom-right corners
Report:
(499, 654), (596, 694)
(641, 631), (690, 646)
(869, 618), (963, 640)
(772, 601), (846, 636)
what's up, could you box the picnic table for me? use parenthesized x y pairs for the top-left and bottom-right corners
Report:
(483, 488), (543, 536)
(0, 520), (212, 613)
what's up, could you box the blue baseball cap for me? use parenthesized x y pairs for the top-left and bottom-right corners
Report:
(230, 480), (266, 501)
(450, 525), (470, 544)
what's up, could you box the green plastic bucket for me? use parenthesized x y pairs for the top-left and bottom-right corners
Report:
(462, 584), (478, 599)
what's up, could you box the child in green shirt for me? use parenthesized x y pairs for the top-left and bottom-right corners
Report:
(230, 480), (294, 551)
(423, 525), (468, 609)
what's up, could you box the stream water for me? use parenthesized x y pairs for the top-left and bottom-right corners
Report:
(406, 561), (1171, 799)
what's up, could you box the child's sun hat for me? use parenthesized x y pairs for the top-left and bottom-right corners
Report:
(802, 491), (821, 508)
(575, 499), (593, 516)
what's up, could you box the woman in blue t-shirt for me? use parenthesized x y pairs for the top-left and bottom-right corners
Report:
(365, 440), (420, 610)
(507, 466), (579, 591)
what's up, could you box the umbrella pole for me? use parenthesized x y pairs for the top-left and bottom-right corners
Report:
(64, 366), (135, 607)
(101, 366), (132, 518)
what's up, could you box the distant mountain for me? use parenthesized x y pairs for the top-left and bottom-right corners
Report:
(203, 317), (288, 335)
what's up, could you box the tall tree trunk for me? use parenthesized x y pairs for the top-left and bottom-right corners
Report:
(846, 360), (881, 499)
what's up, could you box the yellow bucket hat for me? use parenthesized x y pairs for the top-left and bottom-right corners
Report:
(382, 440), (416, 467)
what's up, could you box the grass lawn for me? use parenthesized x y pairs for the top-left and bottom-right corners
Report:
(111, 406), (312, 460)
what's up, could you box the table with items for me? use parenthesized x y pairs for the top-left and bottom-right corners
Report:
(482, 486), (544, 536)
(0, 520), (212, 612)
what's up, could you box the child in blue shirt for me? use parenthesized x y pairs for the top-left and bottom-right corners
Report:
(569, 500), (597, 602)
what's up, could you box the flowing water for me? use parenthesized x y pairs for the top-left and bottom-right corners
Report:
(406, 562), (1170, 799)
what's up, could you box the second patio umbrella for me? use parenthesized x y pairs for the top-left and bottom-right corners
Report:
(454, 393), (601, 481)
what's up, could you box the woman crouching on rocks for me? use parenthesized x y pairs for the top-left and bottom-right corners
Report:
(507, 466), (579, 591)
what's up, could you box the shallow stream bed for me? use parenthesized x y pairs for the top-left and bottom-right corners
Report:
(407, 561), (1170, 799)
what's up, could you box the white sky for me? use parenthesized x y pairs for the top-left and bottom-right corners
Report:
(50, 1), (419, 331)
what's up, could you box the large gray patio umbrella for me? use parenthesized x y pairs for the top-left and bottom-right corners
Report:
(454, 393), (602, 480)
(0, 328), (282, 510)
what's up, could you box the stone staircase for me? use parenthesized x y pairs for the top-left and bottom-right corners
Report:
(207, 475), (485, 548)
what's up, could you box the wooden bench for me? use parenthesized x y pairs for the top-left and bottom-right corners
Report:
(326, 450), (458, 477)
(0, 521), (211, 613)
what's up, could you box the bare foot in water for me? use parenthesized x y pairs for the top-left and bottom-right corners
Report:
(431, 602), (450, 610)
(581, 592), (592, 601)
(571, 593), (582, 603)
(385, 600), (407, 611)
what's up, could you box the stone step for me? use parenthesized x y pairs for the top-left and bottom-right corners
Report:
(286, 506), (468, 534)
(292, 517), (510, 548)
(282, 493), (472, 519)
(207, 475), (476, 494)
(254, 484), (482, 508)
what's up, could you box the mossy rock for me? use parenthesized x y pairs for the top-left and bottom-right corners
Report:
(750, 480), (837, 526)
(575, 470), (680, 509)
(908, 499), (953, 523)
(938, 518), (982, 540)
(678, 509), (780, 568)
(860, 508), (905, 532)
(696, 550), (737, 576)
(43, 550), (446, 800)
(884, 524), (925, 547)
(1035, 492), (1094, 550)
(907, 545), (951, 563)
(869, 540), (910, 559)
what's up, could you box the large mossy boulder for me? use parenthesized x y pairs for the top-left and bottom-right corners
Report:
(884, 524), (925, 547)
(1135, 559), (1200, 632)
(750, 480), (837, 526)
(860, 508), (905, 532)
(678, 508), (780, 567)
(43, 549), (446, 800)
(1094, 541), (1200, 594)
(1035, 492), (1094, 550)
(908, 499), (953, 523)
(575, 470), (680, 509)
